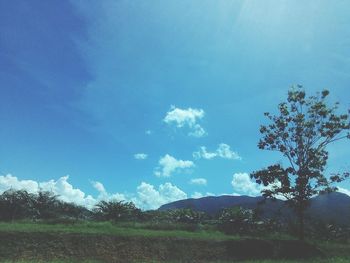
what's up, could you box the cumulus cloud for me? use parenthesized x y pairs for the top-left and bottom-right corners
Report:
(92, 182), (187, 210)
(133, 182), (187, 210)
(134, 153), (148, 160)
(91, 180), (127, 202)
(231, 173), (284, 198)
(0, 174), (187, 210)
(193, 143), (241, 161)
(39, 176), (96, 208)
(145, 130), (152, 135)
(154, 154), (194, 177)
(0, 174), (96, 208)
(92, 181), (187, 210)
(189, 178), (207, 186)
(231, 172), (263, 196)
(0, 174), (39, 194)
(164, 106), (207, 137)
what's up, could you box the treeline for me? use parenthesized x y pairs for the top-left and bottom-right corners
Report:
(0, 189), (349, 241)
(0, 189), (90, 221)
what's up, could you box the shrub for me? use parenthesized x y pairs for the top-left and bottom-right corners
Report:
(93, 200), (141, 222)
(218, 206), (255, 235)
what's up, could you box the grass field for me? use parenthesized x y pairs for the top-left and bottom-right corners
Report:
(1, 258), (350, 263)
(0, 221), (296, 241)
(0, 221), (237, 240)
(0, 221), (349, 263)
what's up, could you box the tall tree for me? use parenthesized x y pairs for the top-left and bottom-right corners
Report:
(251, 86), (350, 240)
(32, 190), (59, 220)
(0, 189), (35, 221)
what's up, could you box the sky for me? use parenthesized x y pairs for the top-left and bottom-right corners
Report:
(0, 0), (350, 210)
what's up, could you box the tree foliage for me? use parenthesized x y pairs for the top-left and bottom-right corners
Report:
(93, 200), (141, 222)
(218, 206), (255, 235)
(0, 189), (35, 221)
(251, 86), (350, 239)
(32, 191), (60, 220)
(0, 189), (90, 221)
(169, 208), (205, 224)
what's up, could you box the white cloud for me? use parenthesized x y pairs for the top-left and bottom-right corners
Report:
(145, 130), (152, 135)
(164, 106), (207, 137)
(217, 144), (241, 160)
(134, 153), (148, 160)
(231, 173), (285, 198)
(193, 146), (217, 160)
(92, 180), (187, 210)
(189, 178), (207, 186)
(338, 187), (350, 196)
(188, 124), (206, 138)
(154, 154), (194, 177)
(92, 181), (106, 194)
(191, 192), (204, 198)
(106, 192), (127, 202)
(0, 174), (39, 194)
(39, 176), (96, 208)
(191, 191), (215, 199)
(91, 180), (127, 202)
(231, 172), (263, 196)
(0, 174), (188, 210)
(0, 174), (97, 208)
(193, 143), (241, 161)
(133, 182), (187, 210)
(91, 180), (108, 199)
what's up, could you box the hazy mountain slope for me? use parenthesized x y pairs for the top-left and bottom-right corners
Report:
(159, 192), (350, 225)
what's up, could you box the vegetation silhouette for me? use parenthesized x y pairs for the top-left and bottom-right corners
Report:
(251, 86), (350, 240)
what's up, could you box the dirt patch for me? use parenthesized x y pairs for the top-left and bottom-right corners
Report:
(0, 232), (323, 262)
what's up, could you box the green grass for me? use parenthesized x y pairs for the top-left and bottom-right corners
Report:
(1, 221), (349, 263)
(236, 258), (350, 263)
(5, 262), (93, 263)
(143, 258), (350, 263)
(2, 258), (350, 263)
(0, 221), (299, 241)
(0, 221), (237, 240)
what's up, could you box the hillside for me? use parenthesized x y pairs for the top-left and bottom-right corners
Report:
(159, 192), (350, 225)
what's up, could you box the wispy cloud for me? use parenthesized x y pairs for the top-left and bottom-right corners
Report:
(189, 178), (207, 186)
(193, 143), (241, 161)
(134, 153), (148, 160)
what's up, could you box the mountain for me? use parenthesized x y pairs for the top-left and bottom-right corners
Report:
(160, 195), (264, 215)
(307, 192), (350, 225)
(159, 192), (350, 225)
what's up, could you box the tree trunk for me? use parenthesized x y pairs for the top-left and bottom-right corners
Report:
(298, 207), (305, 241)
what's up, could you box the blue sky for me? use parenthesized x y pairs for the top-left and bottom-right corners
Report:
(1, 0), (350, 209)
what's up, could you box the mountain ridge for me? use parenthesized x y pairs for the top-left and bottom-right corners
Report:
(159, 192), (350, 225)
